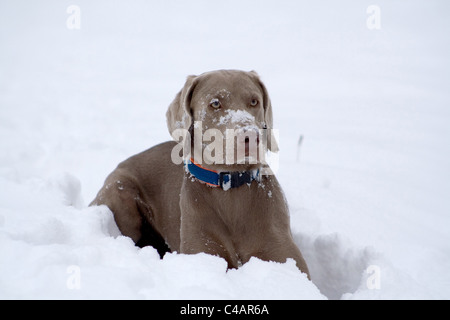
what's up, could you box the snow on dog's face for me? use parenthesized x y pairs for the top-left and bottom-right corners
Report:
(166, 70), (278, 171)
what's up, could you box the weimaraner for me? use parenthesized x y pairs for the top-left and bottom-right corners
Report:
(91, 70), (310, 278)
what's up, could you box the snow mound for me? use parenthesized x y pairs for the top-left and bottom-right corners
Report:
(0, 173), (438, 299)
(1, 0), (449, 299)
(0, 175), (324, 299)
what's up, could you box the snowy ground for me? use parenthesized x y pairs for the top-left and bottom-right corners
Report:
(1, 0), (449, 299)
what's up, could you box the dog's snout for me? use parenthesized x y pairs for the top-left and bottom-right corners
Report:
(244, 135), (260, 144)
(238, 128), (259, 143)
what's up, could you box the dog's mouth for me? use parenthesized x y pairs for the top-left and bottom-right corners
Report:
(236, 132), (260, 165)
(244, 136), (260, 157)
(190, 123), (266, 170)
(245, 137), (250, 151)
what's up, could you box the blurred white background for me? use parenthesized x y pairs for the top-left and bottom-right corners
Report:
(1, 0), (449, 299)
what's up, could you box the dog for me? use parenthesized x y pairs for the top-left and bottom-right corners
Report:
(90, 70), (310, 278)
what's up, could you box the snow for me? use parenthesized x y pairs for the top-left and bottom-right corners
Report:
(218, 109), (255, 127)
(1, 0), (450, 299)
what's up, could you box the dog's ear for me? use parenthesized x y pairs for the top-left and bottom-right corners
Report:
(166, 75), (198, 138)
(249, 71), (279, 153)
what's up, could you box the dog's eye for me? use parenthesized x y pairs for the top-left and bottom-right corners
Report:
(210, 98), (221, 109)
(250, 99), (259, 107)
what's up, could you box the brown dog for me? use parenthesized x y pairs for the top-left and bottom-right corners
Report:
(91, 70), (309, 277)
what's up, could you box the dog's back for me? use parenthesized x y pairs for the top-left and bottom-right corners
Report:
(91, 141), (183, 256)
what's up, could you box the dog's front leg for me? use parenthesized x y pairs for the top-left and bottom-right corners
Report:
(255, 238), (311, 279)
(179, 206), (240, 269)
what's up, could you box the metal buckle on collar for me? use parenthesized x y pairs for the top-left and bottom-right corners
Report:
(219, 172), (232, 190)
(219, 171), (254, 190)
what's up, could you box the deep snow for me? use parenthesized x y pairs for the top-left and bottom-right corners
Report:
(1, 0), (449, 299)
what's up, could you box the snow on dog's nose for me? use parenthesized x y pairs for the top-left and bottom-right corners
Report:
(217, 109), (255, 127)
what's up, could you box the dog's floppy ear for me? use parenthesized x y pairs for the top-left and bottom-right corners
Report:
(249, 71), (279, 153)
(166, 75), (198, 137)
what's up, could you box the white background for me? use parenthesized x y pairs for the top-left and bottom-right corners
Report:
(1, 0), (449, 299)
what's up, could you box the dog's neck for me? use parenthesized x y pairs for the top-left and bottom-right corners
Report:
(185, 158), (261, 191)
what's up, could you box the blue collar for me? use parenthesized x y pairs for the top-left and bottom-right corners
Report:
(185, 158), (260, 190)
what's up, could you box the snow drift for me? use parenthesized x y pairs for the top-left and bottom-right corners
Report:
(1, 0), (449, 299)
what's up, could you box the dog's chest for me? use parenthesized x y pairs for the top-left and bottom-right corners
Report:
(182, 175), (282, 224)
(209, 183), (277, 221)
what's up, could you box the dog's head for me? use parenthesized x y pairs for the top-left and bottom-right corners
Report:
(167, 70), (278, 171)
